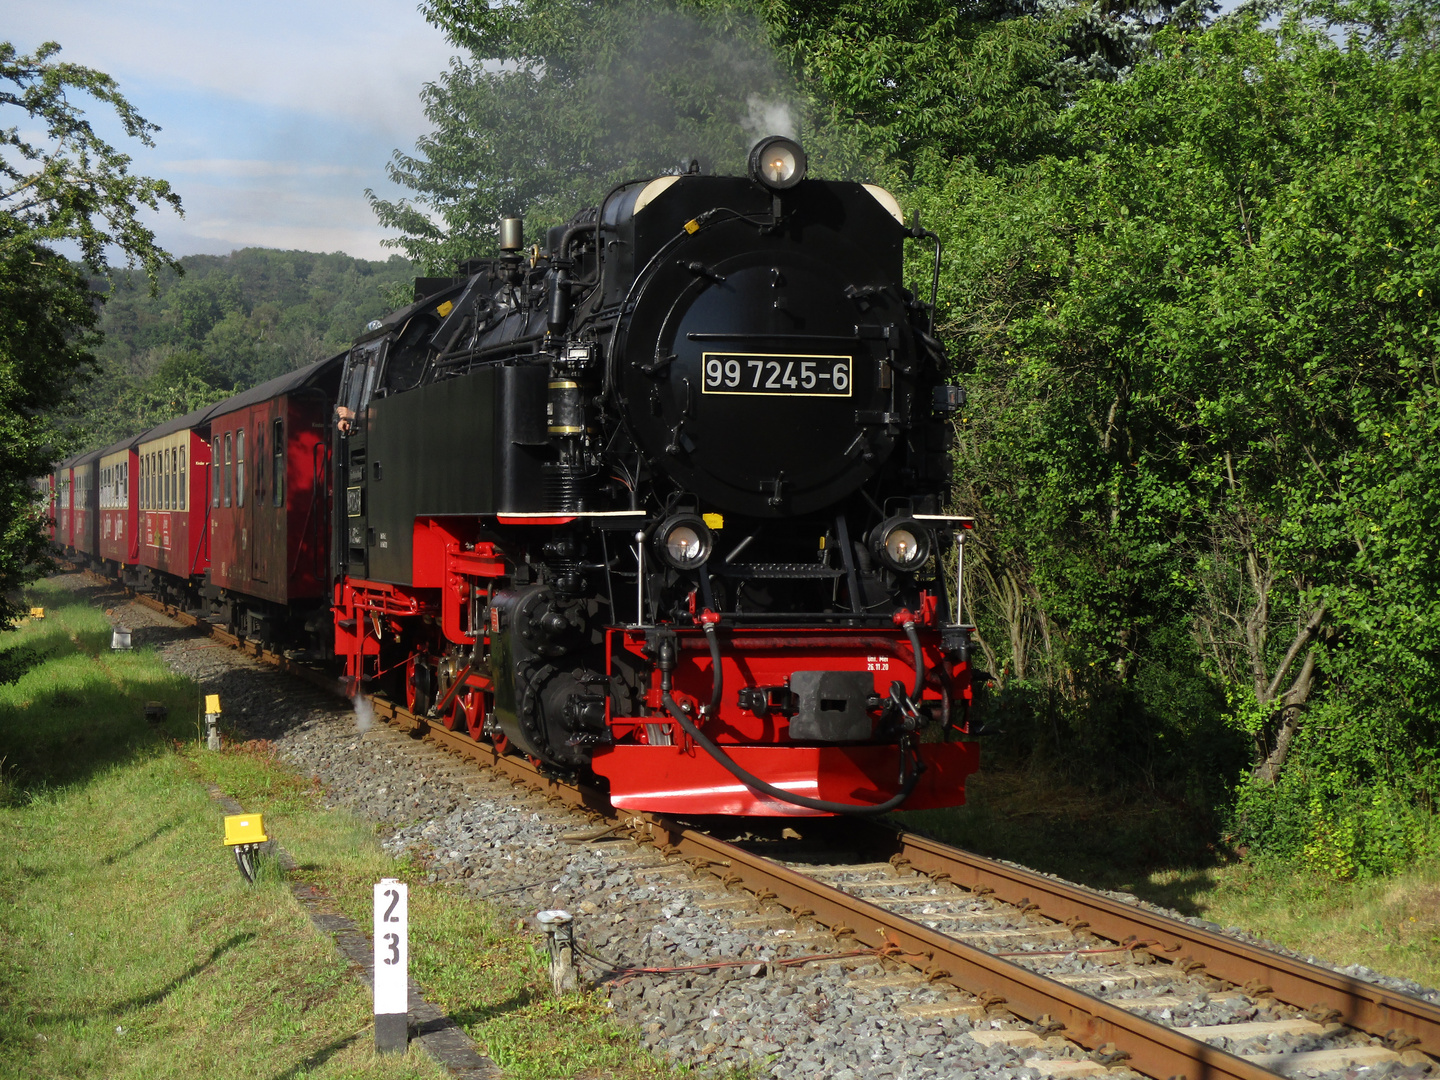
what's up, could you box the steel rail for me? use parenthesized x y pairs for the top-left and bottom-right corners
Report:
(372, 693), (1280, 1078)
(98, 572), (1434, 1079)
(876, 827), (1440, 1059)
(631, 817), (1281, 1080)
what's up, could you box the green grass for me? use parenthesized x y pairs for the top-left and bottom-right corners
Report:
(192, 732), (691, 1080)
(0, 583), (444, 1080)
(0, 576), (693, 1080)
(902, 759), (1440, 990)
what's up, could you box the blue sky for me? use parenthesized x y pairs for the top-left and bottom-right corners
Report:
(7, 0), (459, 260)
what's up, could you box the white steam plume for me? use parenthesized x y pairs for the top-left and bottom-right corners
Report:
(353, 694), (375, 733)
(743, 95), (797, 145)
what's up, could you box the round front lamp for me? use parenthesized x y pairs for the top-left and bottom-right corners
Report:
(748, 136), (808, 190)
(655, 515), (714, 570)
(870, 516), (931, 573)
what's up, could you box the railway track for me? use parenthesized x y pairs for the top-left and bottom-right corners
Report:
(119, 580), (1439, 1080)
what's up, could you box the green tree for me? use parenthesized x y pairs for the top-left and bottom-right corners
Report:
(0, 41), (181, 628)
(373, 0), (871, 271)
(920, 0), (1440, 869)
(752, 0), (1217, 176)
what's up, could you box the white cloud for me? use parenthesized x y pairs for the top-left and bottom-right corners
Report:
(160, 159), (370, 180)
(8, 0), (459, 137)
(151, 174), (417, 259)
(5, 1), (461, 259)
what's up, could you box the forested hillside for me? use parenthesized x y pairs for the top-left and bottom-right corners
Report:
(73, 248), (415, 447)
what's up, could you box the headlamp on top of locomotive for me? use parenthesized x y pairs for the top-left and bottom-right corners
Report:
(748, 136), (807, 189)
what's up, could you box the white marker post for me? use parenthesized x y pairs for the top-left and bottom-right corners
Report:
(373, 878), (408, 1054)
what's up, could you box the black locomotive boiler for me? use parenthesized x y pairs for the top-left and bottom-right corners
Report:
(332, 136), (980, 815)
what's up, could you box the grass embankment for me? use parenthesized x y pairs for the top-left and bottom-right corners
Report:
(902, 763), (1440, 990)
(0, 578), (681, 1080)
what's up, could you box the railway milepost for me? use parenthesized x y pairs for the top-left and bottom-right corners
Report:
(373, 878), (409, 1053)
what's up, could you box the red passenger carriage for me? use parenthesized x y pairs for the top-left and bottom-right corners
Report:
(70, 449), (102, 565)
(204, 355), (341, 638)
(98, 436), (141, 573)
(54, 459), (73, 552)
(136, 404), (222, 600)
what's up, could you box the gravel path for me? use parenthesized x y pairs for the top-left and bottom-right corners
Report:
(78, 573), (1434, 1080)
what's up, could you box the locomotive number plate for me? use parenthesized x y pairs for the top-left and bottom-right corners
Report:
(701, 352), (852, 397)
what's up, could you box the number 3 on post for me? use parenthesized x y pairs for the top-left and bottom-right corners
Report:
(373, 879), (409, 1053)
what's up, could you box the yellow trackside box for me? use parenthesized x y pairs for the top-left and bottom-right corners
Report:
(223, 814), (267, 847)
(28, 607), (44, 619)
(205, 694), (222, 714)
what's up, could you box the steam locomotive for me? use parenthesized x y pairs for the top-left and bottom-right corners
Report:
(331, 137), (979, 815)
(53, 137), (981, 816)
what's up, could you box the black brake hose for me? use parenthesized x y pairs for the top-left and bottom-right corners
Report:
(902, 619), (925, 700)
(662, 627), (923, 816)
(703, 623), (723, 717)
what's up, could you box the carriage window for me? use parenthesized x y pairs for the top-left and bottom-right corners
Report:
(142, 455), (148, 510)
(236, 429), (246, 508)
(224, 434), (233, 508)
(212, 440), (220, 507)
(272, 419), (285, 507)
(170, 449), (177, 510)
(179, 448), (186, 510)
(162, 450), (169, 510)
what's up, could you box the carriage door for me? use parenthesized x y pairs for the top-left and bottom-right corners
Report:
(234, 424), (250, 584)
(249, 403), (272, 585)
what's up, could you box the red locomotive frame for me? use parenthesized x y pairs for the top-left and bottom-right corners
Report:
(333, 514), (980, 816)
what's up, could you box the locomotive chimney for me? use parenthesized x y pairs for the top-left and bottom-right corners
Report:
(499, 216), (524, 253)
